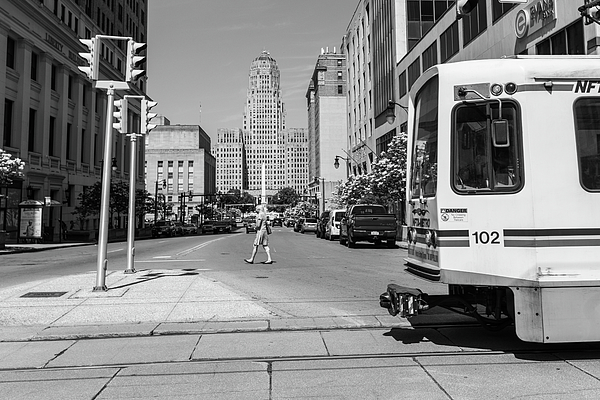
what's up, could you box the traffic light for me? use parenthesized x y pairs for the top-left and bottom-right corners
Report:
(125, 39), (147, 82)
(188, 191), (193, 202)
(78, 38), (99, 80)
(141, 99), (158, 134)
(113, 97), (129, 133)
(456, 0), (478, 18)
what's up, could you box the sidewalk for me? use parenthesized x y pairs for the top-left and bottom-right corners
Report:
(0, 266), (412, 343)
(0, 241), (92, 254)
(3, 250), (600, 399)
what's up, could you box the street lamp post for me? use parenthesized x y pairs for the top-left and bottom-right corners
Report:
(385, 100), (409, 125)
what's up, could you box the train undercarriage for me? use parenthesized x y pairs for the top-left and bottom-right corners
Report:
(379, 283), (514, 331)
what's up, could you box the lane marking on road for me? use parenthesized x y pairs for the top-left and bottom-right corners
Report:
(176, 236), (228, 257)
(136, 261), (208, 265)
(152, 256), (172, 259)
(108, 248), (123, 253)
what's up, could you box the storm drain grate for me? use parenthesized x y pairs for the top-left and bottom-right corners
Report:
(21, 291), (68, 298)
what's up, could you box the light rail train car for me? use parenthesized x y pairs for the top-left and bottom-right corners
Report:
(380, 56), (600, 343)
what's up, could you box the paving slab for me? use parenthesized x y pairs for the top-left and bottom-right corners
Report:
(98, 361), (269, 400)
(422, 355), (600, 400)
(321, 327), (460, 356)
(46, 334), (200, 368)
(192, 330), (328, 360)
(0, 367), (117, 400)
(271, 357), (447, 399)
(0, 340), (75, 369)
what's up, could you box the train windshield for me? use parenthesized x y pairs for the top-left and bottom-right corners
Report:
(410, 76), (439, 200)
(453, 101), (522, 193)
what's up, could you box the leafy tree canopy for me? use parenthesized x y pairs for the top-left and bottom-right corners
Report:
(0, 149), (24, 185)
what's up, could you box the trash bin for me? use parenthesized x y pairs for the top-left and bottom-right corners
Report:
(0, 230), (6, 250)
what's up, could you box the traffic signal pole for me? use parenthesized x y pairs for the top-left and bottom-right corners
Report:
(79, 34), (153, 291)
(125, 132), (143, 274)
(93, 81), (129, 291)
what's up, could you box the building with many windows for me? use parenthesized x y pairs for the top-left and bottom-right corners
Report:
(145, 123), (216, 224)
(243, 50), (287, 197)
(0, 0), (148, 241)
(389, 0), (596, 136)
(215, 51), (309, 201)
(305, 47), (348, 213)
(342, 0), (454, 176)
(213, 128), (247, 193)
(283, 128), (309, 195)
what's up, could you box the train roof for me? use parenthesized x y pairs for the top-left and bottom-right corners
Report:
(412, 56), (600, 97)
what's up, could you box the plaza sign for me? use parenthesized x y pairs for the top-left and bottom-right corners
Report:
(515, 0), (556, 39)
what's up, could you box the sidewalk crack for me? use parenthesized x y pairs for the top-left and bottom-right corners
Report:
(91, 367), (122, 400)
(41, 340), (77, 368)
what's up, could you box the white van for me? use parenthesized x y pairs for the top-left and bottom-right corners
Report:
(325, 209), (346, 240)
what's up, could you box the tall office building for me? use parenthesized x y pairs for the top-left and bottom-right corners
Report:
(0, 0), (149, 240)
(342, 0), (453, 176)
(215, 51), (309, 201)
(243, 51), (287, 197)
(213, 128), (247, 193)
(283, 128), (309, 195)
(306, 47), (347, 212)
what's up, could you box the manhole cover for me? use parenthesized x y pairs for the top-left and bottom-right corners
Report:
(21, 291), (67, 298)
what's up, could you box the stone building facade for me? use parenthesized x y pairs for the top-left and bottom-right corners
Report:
(145, 124), (216, 223)
(0, 0), (148, 240)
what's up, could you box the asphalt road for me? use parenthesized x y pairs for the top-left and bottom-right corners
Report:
(0, 226), (444, 321)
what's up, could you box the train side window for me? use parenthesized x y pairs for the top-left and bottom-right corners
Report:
(411, 76), (439, 199)
(453, 101), (522, 193)
(574, 98), (600, 191)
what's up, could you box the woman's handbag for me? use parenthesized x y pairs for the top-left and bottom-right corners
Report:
(266, 224), (272, 235)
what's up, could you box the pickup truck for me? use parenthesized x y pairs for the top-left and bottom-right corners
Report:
(339, 204), (397, 248)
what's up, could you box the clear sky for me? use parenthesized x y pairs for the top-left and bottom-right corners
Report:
(147, 0), (357, 143)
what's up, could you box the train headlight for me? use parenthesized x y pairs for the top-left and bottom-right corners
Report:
(505, 82), (517, 95)
(490, 83), (503, 96)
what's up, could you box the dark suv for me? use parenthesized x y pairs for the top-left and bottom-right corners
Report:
(316, 210), (330, 239)
(152, 220), (175, 238)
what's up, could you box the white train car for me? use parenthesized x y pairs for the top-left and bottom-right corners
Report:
(380, 56), (600, 343)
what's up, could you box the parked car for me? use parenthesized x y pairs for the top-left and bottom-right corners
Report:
(293, 218), (305, 232)
(182, 224), (198, 235)
(316, 210), (331, 239)
(301, 218), (318, 234)
(172, 221), (184, 236)
(325, 209), (346, 241)
(339, 204), (397, 248)
(151, 220), (175, 238)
